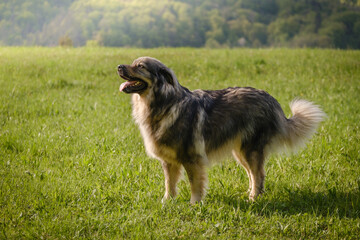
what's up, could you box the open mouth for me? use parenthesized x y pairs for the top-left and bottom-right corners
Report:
(119, 75), (148, 94)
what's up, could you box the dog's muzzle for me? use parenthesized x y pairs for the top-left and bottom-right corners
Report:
(117, 65), (148, 94)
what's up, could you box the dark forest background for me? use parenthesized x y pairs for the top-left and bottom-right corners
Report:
(1, 0), (359, 48)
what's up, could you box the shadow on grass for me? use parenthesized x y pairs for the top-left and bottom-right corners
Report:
(211, 188), (360, 219)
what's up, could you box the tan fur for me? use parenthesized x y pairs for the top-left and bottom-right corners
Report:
(118, 57), (326, 204)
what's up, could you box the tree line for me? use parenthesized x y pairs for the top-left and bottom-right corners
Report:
(0, 0), (359, 48)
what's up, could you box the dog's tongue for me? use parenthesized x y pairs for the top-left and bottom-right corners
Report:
(119, 81), (132, 92)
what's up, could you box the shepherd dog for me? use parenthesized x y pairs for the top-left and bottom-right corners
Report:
(117, 57), (325, 204)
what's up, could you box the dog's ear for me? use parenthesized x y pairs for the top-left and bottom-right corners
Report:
(159, 67), (174, 85)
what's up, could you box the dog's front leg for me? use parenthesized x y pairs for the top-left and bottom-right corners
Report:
(161, 161), (182, 202)
(183, 162), (207, 204)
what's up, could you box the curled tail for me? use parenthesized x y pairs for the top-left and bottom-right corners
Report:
(283, 99), (326, 152)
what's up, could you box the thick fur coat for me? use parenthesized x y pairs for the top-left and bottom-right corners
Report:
(118, 57), (325, 203)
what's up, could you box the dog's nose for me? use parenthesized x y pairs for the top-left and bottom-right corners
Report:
(117, 65), (126, 75)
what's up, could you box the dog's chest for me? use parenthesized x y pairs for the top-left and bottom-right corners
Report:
(131, 95), (179, 163)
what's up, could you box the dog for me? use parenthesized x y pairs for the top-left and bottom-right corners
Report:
(117, 57), (325, 204)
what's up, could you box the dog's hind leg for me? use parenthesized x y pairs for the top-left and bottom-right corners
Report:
(161, 161), (183, 202)
(183, 162), (207, 204)
(244, 151), (266, 201)
(232, 150), (253, 194)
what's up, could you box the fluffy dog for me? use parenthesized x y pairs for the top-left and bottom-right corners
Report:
(117, 57), (325, 204)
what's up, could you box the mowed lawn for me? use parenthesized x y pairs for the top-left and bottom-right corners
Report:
(0, 47), (359, 239)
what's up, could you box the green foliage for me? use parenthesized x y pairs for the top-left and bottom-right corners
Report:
(0, 0), (360, 48)
(59, 35), (73, 47)
(0, 47), (359, 239)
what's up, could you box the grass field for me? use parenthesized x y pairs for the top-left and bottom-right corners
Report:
(0, 47), (359, 239)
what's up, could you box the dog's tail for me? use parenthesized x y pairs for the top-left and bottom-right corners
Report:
(279, 99), (326, 152)
(270, 99), (326, 155)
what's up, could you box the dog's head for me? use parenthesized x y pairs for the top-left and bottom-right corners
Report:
(118, 57), (178, 95)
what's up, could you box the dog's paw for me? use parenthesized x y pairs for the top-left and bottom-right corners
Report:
(248, 189), (265, 202)
(162, 193), (176, 204)
(161, 196), (169, 204)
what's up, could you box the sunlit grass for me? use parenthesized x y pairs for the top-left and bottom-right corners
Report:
(0, 47), (359, 239)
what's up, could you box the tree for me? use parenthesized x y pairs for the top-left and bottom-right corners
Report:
(0, 0), (359, 48)
(59, 35), (73, 47)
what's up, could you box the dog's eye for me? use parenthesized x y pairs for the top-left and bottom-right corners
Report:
(138, 64), (145, 69)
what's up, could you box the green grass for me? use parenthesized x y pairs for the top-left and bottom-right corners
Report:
(0, 47), (359, 239)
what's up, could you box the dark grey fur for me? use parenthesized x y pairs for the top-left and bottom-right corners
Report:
(118, 57), (325, 203)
